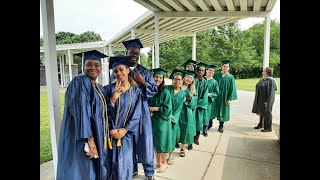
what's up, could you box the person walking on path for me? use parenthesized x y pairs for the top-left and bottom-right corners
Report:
(213, 60), (237, 133)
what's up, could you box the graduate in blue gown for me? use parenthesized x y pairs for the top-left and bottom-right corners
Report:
(56, 50), (112, 180)
(119, 39), (157, 180)
(104, 56), (142, 180)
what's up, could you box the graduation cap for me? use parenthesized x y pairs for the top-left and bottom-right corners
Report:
(182, 59), (197, 68)
(196, 62), (208, 69)
(150, 68), (168, 76)
(74, 50), (108, 73)
(122, 38), (144, 50)
(169, 69), (184, 79)
(109, 56), (131, 69)
(207, 64), (217, 70)
(182, 70), (197, 78)
(221, 60), (233, 65)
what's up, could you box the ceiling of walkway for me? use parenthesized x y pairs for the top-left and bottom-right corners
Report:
(106, 0), (277, 50)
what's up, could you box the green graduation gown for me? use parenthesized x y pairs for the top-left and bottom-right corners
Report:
(167, 85), (185, 152)
(195, 78), (208, 131)
(214, 72), (237, 122)
(204, 77), (220, 125)
(148, 88), (173, 153)
(179, 86), (197, 144)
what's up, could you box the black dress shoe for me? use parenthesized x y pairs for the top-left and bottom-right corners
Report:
(254, 125), (263, 129)
(203, 132), (208, 137)
(187, 144), (193, 150)
(218, 128), (224, 133)
(194, 141), (199, 145)
(261, 129), (272, 132)
(146, 176), (155, 180)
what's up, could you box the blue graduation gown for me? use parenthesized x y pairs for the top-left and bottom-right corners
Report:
(131, 64), (158, 164)
(105, 84), (142, 180)
(56, 74), (110, 180)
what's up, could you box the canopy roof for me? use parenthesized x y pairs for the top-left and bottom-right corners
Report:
(105, 0), (277, 49)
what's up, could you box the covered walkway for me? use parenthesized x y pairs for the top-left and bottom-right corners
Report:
(40, 89), (280, 180)
(40, 0), (279, 178)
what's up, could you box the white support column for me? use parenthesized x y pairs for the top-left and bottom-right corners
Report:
(131, 29), (141, 64)
(61, 55), (66, 88)
(152, 45), (155, 69)
(41, 55), (45, 65)
(131, 28), (136, 39)
(155, 13), (160, 68)
(192, 32), (197, 60)
(108, 45), (113, 56)
(59, 55), (63, 88)
(106, 45), (112, 85)
(68, 50), (73, 82)
(41, 0), (60, 178)
(263, 14), (271, 69)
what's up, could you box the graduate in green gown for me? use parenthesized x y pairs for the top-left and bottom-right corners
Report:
(166, 69), (185, 165)
(203, 65), (220, 136)
(148, 68), (173, 173)
(182, 59), (198, 150)
(194, 62), (209, 145)
(179, 70), (198, 157)
(213, 60), (237, 133)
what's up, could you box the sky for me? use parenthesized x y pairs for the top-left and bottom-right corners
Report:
(40, 0), (280, 51)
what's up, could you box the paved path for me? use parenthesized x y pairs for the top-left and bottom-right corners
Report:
(40, 86), (280, 180)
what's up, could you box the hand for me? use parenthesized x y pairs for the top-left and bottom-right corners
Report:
(208, 93), (211, 97)
(149, 107), (159, 112)
(226, 100), (231, 106)
(133, 68), (145, 84)
(111, 81), (123, 103)
(264, 102), (268, 107)
(111, 128), (128, 139)
(189, 89), (195, 99)
(86, 138), (99, 159)
(110, 129), (118, 136)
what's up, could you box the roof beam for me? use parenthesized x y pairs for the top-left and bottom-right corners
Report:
(161, 18), (189, 30)
(209, 0), (222, 11)
(253, 0), (262, 11)
(179, 0), (197, 11)
(164, 0), (185, 11)
(155, 11), (269, 18)
(225, 0), (235, 11)
(266, 0), (277, 11)
(192, 18), (240, 32)
(133, 28), (194, 36)
(195, 0), (209, 11)
(170, 18), (207, 31)
(240, 0), (247, 11)
(183, 18), (225, 31)
(149, 0), (173, 11)
(134, 0), (160, 11)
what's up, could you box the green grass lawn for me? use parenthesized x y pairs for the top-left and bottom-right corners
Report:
(236, 78), (280, 95)
(40, 92), (64, 164)
(40, 77), (280, 165)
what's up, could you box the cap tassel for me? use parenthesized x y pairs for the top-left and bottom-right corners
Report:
(117, 138), (122, 147)
(103, 137), (107, 149)
(108, 138), (113, 149)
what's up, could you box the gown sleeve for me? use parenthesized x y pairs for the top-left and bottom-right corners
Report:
(67, 75), (93, 140)
(158, 88), (172, 121)
(227, 76), (237, 101)
(138, 67), (158, 100)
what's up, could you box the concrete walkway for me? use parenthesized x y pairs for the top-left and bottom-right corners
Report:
(40, 88), (280, 180)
